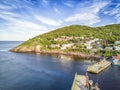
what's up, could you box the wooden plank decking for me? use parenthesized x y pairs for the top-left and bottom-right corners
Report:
(87, 60), (111, 74)
(71, 73), (88, 90)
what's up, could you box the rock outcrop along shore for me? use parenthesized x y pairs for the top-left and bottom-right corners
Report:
(10, 45), (101, 60)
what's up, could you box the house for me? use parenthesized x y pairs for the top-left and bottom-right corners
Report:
(114, 46), (120, 51)
(54, 38), (59, 41)
(105, 47), (113, 50)
(61, 43), (74, 50)
(96, 44), (103, 50)
(113, 54), (120, 59)
(54, 36), (70, 41)
(115, 41), (120, 45)
(94, 38), (100, 41)
(84, 38), (103, 50)
(51, 44), (60, 48)
(74, 36), (84, 39)
(84, 41), (92, 49)
(85, 37), (91, 41)
(79, 36), (84, 39)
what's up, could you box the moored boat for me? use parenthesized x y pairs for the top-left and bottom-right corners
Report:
(112, 54), (120, 66)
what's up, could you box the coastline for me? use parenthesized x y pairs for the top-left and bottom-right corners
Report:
(39, 50), (101, 60)
(10, 48), (101, 60)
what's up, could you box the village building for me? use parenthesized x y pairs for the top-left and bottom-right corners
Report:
(105, 47), (113, 51)
(114, 46), (120, 51)
(115, 41), (120, 45)
(51, 44), (60, 48)
(84, 41), (93, 49)
(61, 43), (74, 50)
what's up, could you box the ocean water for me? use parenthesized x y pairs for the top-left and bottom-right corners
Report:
(0, 41), (120, 90)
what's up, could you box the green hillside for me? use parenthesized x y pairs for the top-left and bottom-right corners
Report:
(11, 24), (120, 56)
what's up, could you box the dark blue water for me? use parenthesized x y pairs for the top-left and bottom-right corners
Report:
(0, 41), (120, 90)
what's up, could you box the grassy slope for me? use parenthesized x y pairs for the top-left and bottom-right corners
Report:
(11, 24), (120, 52)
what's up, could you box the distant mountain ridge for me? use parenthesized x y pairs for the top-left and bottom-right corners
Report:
(10, 24), (120, 57)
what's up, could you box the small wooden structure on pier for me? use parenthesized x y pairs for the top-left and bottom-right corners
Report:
(71, 73), (96, 90)
(87, 60), (111, 74)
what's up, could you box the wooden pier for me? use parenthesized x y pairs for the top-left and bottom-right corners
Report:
(71, 73), (88, 90)
(87, 60), (111, 74)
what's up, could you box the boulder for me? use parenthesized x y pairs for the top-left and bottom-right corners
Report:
(35, 45), (41, 53)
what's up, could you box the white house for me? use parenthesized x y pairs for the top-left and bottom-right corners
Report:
(51, 44), (60, 48)
(114, 46), (120, 51)
(94, 38), (100, 41)
(84, 41), (92, 49)
(105, 47), (113, 50)
(115, 41), (120, 45)
(80, 37), (84, 39)
(61, 43), (74, 50)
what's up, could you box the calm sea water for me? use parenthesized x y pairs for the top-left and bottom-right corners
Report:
(0, 41), (120, 90)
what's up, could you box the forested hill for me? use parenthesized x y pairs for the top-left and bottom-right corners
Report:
(10, 24), (120, 53)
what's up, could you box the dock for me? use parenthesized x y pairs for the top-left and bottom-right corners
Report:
(71, 73), (88, 90)
(87, 60), (111, 74)
(71, 73), (100, 90)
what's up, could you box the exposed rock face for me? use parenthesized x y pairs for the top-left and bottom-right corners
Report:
(10, 46), (34, 53)
(35, 45), (41, 53)
(10, 45), (42, 53)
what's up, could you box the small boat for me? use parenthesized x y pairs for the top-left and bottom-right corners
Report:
(112, 54), (120, 66)
(71, 73), (100, 90)
(87, 59), (111, 74)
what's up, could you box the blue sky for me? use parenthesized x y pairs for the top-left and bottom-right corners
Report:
(0, 0), (120, 41)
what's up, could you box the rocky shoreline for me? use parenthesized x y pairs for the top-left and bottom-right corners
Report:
(39, 50), (101, 60)
(10, 47), (101, 60)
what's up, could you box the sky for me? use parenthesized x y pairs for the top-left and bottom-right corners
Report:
(0, 0), (120, 41)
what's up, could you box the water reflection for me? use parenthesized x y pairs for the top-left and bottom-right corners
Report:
(34, 53), (98, 73)
(57, 55), (73, 63)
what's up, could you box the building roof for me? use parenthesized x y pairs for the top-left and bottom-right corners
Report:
(114, 54), (120, 59)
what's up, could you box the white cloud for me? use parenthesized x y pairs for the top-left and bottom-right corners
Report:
(0, 4), (12, 9)
(103, 3), (120, 23)
(53, 6), (61, 14)
(65, 13), (100, 25)
(0, 11), (18, 18)
(0, 18), (48, 40)
(63, 0), (75, 7)
(35, 15), (62, 26)
(42, 0), (49, 4)
(0, 12), (45, 30)
(65, 1), (109, 25)
(7, 19), (47, 31)
(0, 1), (54, 40)
(0, 28), (48, 41)
(41, 0), (50, 7)
(0, 10), (48, 40)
